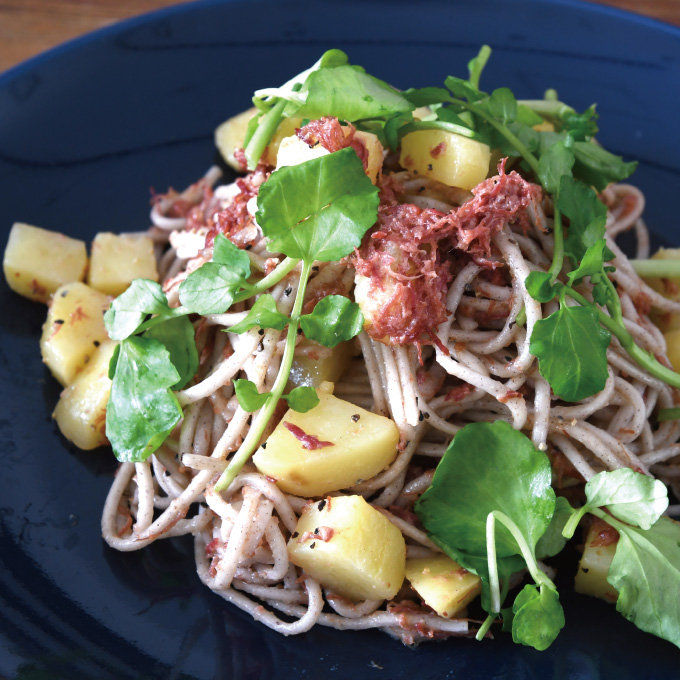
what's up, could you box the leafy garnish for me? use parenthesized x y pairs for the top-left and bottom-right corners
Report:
(228, 294), (289, 334)
(511, 584), (565, 651)
(563, 468), (668, 538)
(179, 262), (248, 315)
(529, 303), (611, 401)
(604, 515), (680, 649)
(105, 337), (183, 462)
(255, 148), (379, 262)
(299, 295), (364, 348)
(142, 316), (198, 390)
(104, 279), (171, 341)
(233, 378), (271, 412)
(213, 233), (251, 278)
(284, 385), (320, 413)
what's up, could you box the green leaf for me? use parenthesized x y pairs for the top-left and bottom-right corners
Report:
(466, 44), (491, 91)
(234, 379), (272, 412)
(283, 385), (320, 413)
(402, 87), (452, 107)
(178, 263), (245, 315)
(227, 294), (289, 334)
(567, 238), (612, 286)
(607, 517), (680, 648)
(585, 469), (668, 530)
(537, 138), (575, 194)
(213, 234), (251, 279)
(511, 585), (565, 651)
(142, 316), (198, 390)
(299, 295), (364, 348)
(104, 279), (170, 341)
(296, 65), (414, 121)
(256, 148), (379, 263)
(562, 106), (599, 141)
(525, 271), (562, 303)
(516, 105), (544, 127)
(444, 75), (483, 102)
(383, 112), (414, 151)
(572, 141), (637, 191)
(535, 496), (574, 559)
(558, 175), (608, 264)
(529, 305), (611, 401)
(106, 337), (182, 462)
(488, 87), (517, 123)
(415, 421), (555, 561)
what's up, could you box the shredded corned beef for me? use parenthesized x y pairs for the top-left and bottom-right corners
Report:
(204, 165), (269, 249)
(352, 202), (454, 349)
(296, 117), (369, 172)
(353, 161), (540, 348)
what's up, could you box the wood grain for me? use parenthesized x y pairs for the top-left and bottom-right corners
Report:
(0, 0), (678, 74)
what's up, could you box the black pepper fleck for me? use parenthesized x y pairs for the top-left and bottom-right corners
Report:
(427, 163), (433, 171)
(60, 290), (68, 297)
(309, 542), (316, 549)
(317, 500), (327, 511)
(351, 414), (360, 423)
(258, 329), (265, 336)
(285, 286), (293, 296)
(93, 340), (100, 347)
(55, 319), (64, 325)
(312, 266), (320, 272)
(423, 412), (430, 420)
(314, 527), (319, 535)
(418, 411), (425, 422)
(245, 244), (252, 250)
(292, 531), (299, 538)
(261, 442), (267, 449)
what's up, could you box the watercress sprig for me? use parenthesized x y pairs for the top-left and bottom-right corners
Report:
(212, 148), (379, 491)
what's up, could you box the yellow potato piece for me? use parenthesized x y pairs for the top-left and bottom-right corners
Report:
(214, 107), (302, 170)
(3, 222), (87, 303)
(288, 339), (354, 389)
(40, 282), (111, 387)
(574, 519), (619, 603)
(399, 129), (491, 190)
(253, 390), (399, 497)
(642, 248), (680, 332)
(405, 554), (481, 619)
(88, 232), (158, 297)
(287, 495), (405, 601)
(53, 340), (117, 450)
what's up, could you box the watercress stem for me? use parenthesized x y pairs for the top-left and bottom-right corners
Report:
(490, 511), (553, 589)
(486, 512), (502, 615)
(548, 206), (564, 283)
(233, 257), (300, 304)
(455, 99), (542, 177)
(244, 98), (288, 170)
(213, 260), (313, 492)
(135, 305), (191, 334)
(562, 505), (590, 540)
(565, 288), (680, 388)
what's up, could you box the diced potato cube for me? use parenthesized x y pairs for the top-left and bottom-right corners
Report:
(399, 129), (491, 190)
(53, 340), (117, 450)
(287, 495), (406, 601)
(88, 232), (158, 297)
(253, 390), (399, 497)
(288, 339), (354, 389)
(405, 554), (481, 618)
(574, 518), (619, 603)
(276, 134), (330, 168)
(215, 107), (302, 170)
(276, 130), (384, 185)
(3, 223), (87, 303)
(664, 329), (680, 372)
(642, 248), (680, 332)
(40, 282), (111, 386)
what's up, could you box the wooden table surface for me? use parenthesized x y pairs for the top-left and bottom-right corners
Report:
(0, 0), (678, 74)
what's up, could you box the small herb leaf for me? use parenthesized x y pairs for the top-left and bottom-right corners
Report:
(213, 234), (251, 279)
(228, 294), (289, 334)
(142, 316), (198, 390)
(300, 295), (364, 348)
(104, 279), (170, 341)
(234, 379), (272, 412)
(256, 148), (379, 263)
(283, 385), (320, 413)
(585, 468), (668, 530)
(179, 263), (245, 315)
(106, 337), (182, 462)
(530, 305), (611, 401)
(511, 585), (565, 651)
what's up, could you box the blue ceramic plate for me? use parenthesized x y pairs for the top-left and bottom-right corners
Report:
(1, 1), (679, 678)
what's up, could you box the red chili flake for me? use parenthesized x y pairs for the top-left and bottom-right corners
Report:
(430, 142), (447, 158)
(498, 390), (523, 403)
(69, 305), (89, 325)
(283, 422), (334, 450)
(590, 517), (620, 547)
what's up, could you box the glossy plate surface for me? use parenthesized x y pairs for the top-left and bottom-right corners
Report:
(1, 1), (679, 678)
